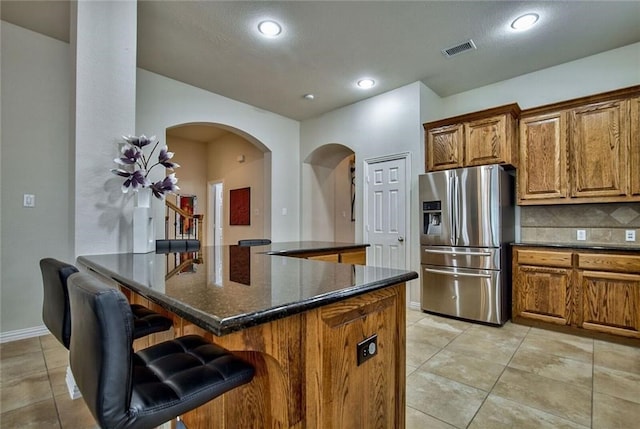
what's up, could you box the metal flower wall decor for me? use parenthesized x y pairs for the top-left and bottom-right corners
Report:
(111, 135), (180, 199)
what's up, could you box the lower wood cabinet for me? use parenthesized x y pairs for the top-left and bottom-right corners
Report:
(576, 252), (640, 338)
(513, 246), (640, 340)
(514, 264), (573, 325)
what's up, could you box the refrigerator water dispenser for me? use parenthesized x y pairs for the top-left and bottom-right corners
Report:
(423, 201), (442, 236)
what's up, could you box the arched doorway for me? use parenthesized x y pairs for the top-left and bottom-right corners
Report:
(166, 123), (272, 246)
(302, 143), (356, 242)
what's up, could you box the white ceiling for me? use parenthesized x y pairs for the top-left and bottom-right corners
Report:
(2, 1), (640, 122)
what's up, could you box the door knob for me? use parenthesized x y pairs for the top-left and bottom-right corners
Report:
(398, 236), (404, 242)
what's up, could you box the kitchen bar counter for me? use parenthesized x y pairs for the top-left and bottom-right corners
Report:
(77, 242), (414, 336)
(77, 242), (417, 428)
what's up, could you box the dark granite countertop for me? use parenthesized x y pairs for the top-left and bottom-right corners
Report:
(511, 242), (639, 252)
(77, 242), (417, 336)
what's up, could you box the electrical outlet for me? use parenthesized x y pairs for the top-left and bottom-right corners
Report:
(357, 334), (378, 366)
(626, 230), (636, 242)
(576, 229), (586, 241)
(23, 194), (35, 208)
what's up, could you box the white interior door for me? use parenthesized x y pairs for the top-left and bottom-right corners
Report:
(364, 154), (409, 269)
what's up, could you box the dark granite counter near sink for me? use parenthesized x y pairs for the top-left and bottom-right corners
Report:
(77, 242), (417, 336)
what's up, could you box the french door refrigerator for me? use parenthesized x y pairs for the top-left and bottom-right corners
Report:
(418, 165), (514, 325)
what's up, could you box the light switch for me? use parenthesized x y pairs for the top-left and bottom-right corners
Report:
(626, 230), (636, 242)
(576, 229), (586, 241)
(23, 194), (35, 207)
(282, 208), (288, 215)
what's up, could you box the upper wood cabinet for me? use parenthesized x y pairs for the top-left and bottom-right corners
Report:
(425, 123), (463, 171)
(570, 99), (628, 198)
(519, 111), (568, 201)
(518, 86), (640, 205)
(630, 96), (640, 196)
(424, 104), (520, 172)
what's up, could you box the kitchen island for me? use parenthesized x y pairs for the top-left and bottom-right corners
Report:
(77, 242), (418, 429)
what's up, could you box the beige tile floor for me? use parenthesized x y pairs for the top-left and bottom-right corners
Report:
(1, 309), (639, 428)
(405, 309), (640, 429)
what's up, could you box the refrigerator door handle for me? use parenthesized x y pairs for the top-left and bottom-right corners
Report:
(454, 175), (461, 244)
(423, 267), (492, 278)
(423, 248), (492, 257)
(448, 175), (456, 246)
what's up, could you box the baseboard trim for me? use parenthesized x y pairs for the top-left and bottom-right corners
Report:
(409, 301), (421, 311)
(0, 325), (49, 343)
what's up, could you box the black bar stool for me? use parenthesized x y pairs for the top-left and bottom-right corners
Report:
(39, 258), (173, 348)
(67, 272), (255, 429)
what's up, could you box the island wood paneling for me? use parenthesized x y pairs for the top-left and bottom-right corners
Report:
(305, 286), (405, 429)
(121, 282), (406, 428)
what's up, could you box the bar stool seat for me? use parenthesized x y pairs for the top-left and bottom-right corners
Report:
(39, 258), (173, 348)
(68, 273), (255, 429)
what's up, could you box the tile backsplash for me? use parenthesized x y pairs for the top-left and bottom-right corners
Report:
(520, 203), (640, 248)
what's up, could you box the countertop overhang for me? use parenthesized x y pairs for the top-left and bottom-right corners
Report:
(77, 242), (417, 336)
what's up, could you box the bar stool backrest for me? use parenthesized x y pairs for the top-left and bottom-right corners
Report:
(40, 258), (79, 349)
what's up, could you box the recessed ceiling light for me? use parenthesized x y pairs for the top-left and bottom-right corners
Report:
(511, 13), (539, 30)
(303, 94), (315, 100)
(258, 20), (282, 37)
(357, 79), (375, 89)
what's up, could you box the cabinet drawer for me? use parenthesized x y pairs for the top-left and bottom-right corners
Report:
(577, 253), (640, 274)
(516, 249), (573, 268)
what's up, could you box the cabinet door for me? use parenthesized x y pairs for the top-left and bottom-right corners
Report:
(578, 270), (640, 338)
(305, 286), (405, 429)
(630, 97), (640, 195)
(514, 264), (573, 325)
(464, 114), (511, 167)
(570, 100), (628, 198)
(426, 124), (463, 171)
(518, 112), (568, 201)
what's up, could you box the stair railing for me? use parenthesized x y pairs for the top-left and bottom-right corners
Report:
(164, 199), (204, 241)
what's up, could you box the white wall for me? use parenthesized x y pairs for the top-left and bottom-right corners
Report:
(334, 156), (356, 243)
(136, 69), (300, 243)
(1, 22), (72, 333)
(301, 82), (424, 304)
(207, 134), (267, 245)
(72, 0), (138, 256)
(435, 42), (640, 120)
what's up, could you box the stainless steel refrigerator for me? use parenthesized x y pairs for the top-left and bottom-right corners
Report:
(418, 165), (514, 325)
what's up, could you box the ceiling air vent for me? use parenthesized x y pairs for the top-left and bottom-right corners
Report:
(441, 39), (477, 58)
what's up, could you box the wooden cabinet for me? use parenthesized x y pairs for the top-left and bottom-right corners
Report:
(570, 99), (628, 198)
(630, 96), (640, 196)
(513, 249), (573, 325)
(576, 252), (640, 338)
(424, 104), (520, 172)
(513, 246), (640, 341)
(425, 124), (463, 171)
(518, 112), (568, 201)
(305, 286), (405, 429)
(518, 86), (640, 205)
